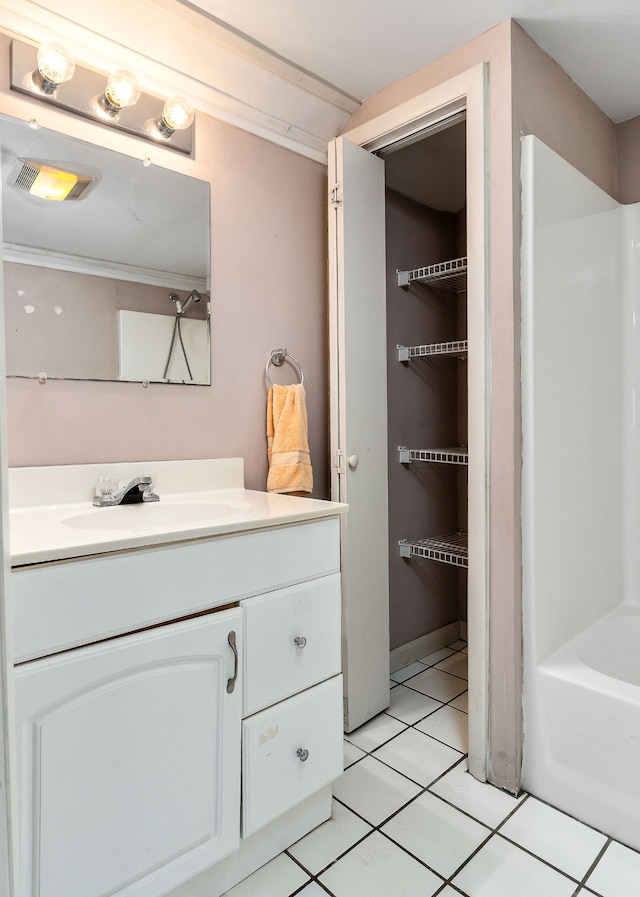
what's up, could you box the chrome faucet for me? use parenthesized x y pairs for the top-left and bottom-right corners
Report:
(93, 476), (160, 507)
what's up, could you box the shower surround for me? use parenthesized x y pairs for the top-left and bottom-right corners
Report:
(521, 135), (640, 851)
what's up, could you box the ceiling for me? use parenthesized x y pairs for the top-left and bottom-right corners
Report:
(2, 0), (639, 165)
(184, 0), (640, 124)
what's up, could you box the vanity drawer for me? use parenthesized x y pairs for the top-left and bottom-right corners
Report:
(241, 675), (343, 837)
(242, 574), (341, 715)
(12, 517), (340, 663)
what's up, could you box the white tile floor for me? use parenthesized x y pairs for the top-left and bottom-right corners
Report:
(223, 640), (640, 897)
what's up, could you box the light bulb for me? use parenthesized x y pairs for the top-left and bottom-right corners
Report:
(104, 70), (141, 110)
(34, 43), (75, 94)
(157, 96), (194, 137)
(96, 70), (141, 119)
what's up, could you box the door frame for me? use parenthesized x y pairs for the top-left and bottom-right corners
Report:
(338, 64), (489, 780)
(0, 171), (18, 891)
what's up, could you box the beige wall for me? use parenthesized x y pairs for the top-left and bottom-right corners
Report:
(511, 26), (616, 197)
(0, 35), (329, 498)
(616, 115), (640, 203)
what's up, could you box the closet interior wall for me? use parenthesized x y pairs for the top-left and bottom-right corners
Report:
(384, 122), (468, 659)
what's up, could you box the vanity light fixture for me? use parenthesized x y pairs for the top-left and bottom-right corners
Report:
(10, 38), (194, 154)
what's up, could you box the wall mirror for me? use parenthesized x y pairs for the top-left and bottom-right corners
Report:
(1, 114), (211, 385)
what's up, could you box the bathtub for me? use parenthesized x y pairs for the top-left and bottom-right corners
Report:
(523, 604), (640, 851)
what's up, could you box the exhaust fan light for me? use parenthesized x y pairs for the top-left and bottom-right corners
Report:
(14, 160), (94, 201)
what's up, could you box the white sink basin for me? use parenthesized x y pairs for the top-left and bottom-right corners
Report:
(62, 501), (249, 531)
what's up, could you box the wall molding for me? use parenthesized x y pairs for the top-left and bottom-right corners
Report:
(3, 244), (208, 291)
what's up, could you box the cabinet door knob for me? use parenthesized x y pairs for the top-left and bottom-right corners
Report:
(296, 748), (309, 762)
(294, 636), (307, 648)
(226, 630), (239, 694)
(348, 454), (359, 470)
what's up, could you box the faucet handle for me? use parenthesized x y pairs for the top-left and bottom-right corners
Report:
(95, 477), (118, 501)
(140, 476), (160, 502)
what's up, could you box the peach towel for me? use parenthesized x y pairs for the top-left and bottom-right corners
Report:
(267, 383), (313, 494)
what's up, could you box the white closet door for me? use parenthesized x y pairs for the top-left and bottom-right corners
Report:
(328, 136), (389, 731)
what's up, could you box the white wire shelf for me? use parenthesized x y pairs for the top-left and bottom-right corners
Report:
(398, 533), (468, 568)
(397, 341), (468, 361)
(397, 256), (467, 293)
(398, 446), (468, 466)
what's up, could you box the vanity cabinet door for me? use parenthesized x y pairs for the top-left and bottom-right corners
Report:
(14, 608), (243, 897)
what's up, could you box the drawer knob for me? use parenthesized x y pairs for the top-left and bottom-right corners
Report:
(294, 636), (307, 649)
(296, 748), (310, 762)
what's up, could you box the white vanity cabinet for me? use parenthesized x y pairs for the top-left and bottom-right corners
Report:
(14, 610), (242, 897)
(11, 514), (343, 897)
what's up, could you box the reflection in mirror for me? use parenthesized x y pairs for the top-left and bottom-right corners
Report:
(1, 114), (211, 384)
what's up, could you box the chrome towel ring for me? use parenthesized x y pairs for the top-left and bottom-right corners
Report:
(266, 348), (305, 388)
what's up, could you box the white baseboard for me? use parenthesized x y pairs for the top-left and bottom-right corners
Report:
(389, 621), (460, 673)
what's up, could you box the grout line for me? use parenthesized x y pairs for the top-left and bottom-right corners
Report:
(575, 838), (611, 892)
(384, 699), (446, 727)
(338, 745), (597, 896)
(434, 883), (469, 897)
(488, 789), (607, 884)
(492, 791), (530, 833)
(367, 745), (464, 791)
(488, 829), (589, 886)
(330, 793), (378, 828)
(390, 648), (467, 683)
(520, 792), (616, 845)
(372, 828), (448, 887)
(287, 876), (337, 897)
(286, 860), (339, 897)
(411, 725), (468, 755)
(288, 817), (374, 878)
(441, 828), (495, 883)
(344, 722), (411, 753)
(401, 680), (468, 702)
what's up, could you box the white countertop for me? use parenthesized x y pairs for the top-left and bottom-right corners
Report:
(9, 459), (347, 567)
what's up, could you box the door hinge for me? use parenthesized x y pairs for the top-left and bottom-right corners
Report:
(330, 183), (342, 207)
(333, 449), (345, 474)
